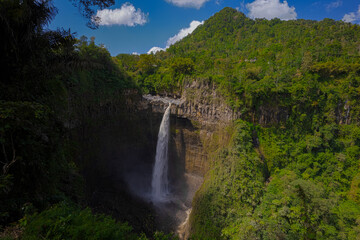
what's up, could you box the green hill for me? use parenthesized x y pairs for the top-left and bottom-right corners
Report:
(130, 7), (360, 121)
(124, 7), (360, 240)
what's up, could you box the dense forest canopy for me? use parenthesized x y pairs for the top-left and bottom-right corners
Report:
(122, 8), (360, 120)
(1, 1), (360, 239)
(115, 7), (360, 239)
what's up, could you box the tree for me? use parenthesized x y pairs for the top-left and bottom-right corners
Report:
(137, 54), (159, 74)
(69, 0), (115, 28)
(170, 57), (195, 76)
(0, 0), (118, 225)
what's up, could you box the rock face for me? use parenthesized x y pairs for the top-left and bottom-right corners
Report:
(141, 80), (240, 126)
(177, 80), (240, 124)
(140, 79), (239, 176)
(169, 117), (209, 177)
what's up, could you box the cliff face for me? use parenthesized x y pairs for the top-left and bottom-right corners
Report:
(177, 80), (240, 124)
(141, 80), (240, 126)
(128, 80), (237, 238)
(140, 79), (238, 176)
(169, 118), (210, 176)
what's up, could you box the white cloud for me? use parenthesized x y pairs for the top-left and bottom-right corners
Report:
(166, 0), (209, 9)
(147, 20), (204, 54)
(342, 5), (360, 23)
(167, 20), (204, 46)
(147, 47), (165, 54)
(246, 0), (297, 20)
(326, 0), (342, 11)
(95, 2), (148, 26)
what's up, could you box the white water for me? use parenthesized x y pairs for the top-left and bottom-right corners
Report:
(143, 94), (184, 105)
(151, 103), (172, 202)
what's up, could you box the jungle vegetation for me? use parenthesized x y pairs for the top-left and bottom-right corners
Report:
(0, 1), (173, 239)
(1, 1), (360, 239)
(116, 7), (360, 240)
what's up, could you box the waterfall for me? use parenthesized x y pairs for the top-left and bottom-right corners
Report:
(151, 103), (171, 202)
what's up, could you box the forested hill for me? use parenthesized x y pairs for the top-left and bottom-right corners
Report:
(130, 7), (360, 125)
(118, 7), (360, 240)
(169, 7), (360, 63)
(141, 7), (360, 240)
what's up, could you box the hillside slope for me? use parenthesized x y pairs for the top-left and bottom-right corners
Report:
(125, 7), (360, 240)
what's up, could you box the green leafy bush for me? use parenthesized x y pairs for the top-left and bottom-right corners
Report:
(20, 202), (138, 240)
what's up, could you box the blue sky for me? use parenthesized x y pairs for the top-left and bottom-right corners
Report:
(48, 0), (360, 56)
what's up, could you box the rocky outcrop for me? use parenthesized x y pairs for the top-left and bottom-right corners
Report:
(140, 79), (238, 177)
(140, 80), (240, 126)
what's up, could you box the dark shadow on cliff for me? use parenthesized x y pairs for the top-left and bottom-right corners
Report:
(69, 107), (161, 235)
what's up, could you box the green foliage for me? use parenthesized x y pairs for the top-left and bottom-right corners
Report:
(20, 202), (137, 240)
(190, 121), (265, 239)
(130, 7), (360, 121)
(68, 37), (134, 119)
(12, 201), (178, 240)
(130, 9), (360, 239)
(191, 121), (360, 239)
(170, 57), (195, 76)
(0, 101), (70, 225)
(116, 53), (140, 72)
(152, 232), (179, 240)
(222, 169), (360, 240)
(137, 54), (159, 74)
(2, 2), (360, 239)
(0, 0), (134, 232)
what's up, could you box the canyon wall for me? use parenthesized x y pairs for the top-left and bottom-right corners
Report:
(140, 79), (239, 177)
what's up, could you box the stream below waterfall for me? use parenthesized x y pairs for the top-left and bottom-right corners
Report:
(152, 173), (203, 239)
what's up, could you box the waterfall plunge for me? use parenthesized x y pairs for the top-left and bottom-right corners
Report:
(151, 103), (171, 202)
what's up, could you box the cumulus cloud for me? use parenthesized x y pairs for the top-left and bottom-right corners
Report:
(147, 47), (166, 54)
(166, 0), (209, 9)
(342, 5), (360, 23)
(95, 2), (148, 26)
(167, 21), (204, 46)
(326, 0), (342, 11)
(246, 0), (297, 20)
(148, 20), (204, 54)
